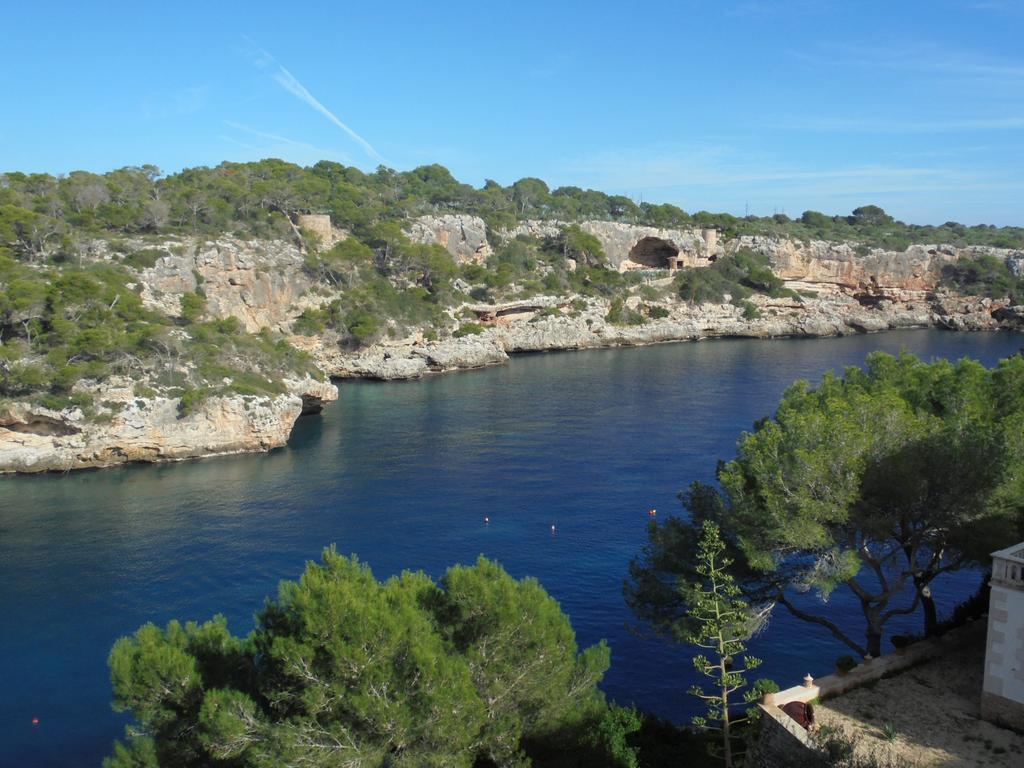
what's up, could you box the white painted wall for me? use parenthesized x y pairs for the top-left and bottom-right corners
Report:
(985, 579), (1024, 704)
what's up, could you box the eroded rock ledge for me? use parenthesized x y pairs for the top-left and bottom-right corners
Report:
(0, 377), (337, 474)
(298, 293), (1023, 381)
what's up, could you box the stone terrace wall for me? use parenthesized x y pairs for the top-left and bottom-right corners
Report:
(748, 704), (819, 768)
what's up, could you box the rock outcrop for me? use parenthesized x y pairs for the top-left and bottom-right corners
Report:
(127, 237), (312, 332)
(501, 220), (720, 269)
(312, 288), (1021, 382)
(0, 377), (337, 473)
(406, 215), (492, 264)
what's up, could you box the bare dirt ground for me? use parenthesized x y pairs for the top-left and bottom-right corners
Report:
(816, 638), (1024, 767)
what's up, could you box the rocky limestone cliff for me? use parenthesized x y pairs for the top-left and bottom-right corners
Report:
(500, 219), (720, 269)
(299, 289), (1021, 382)
(732, 236), (1024, 295)
(5, 226), (1022, 473)
(0, 376), (337, 473)
(496, 220), (1024, 285)
(111, 237), (313, 332)
(406, 215), (492, 264)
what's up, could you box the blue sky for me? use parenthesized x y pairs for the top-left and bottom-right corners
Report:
(3, 0), (1023, 225)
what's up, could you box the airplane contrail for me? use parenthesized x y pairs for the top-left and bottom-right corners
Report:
(242, 35), (382, 161)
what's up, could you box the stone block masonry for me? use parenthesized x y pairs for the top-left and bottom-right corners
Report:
(982, 542), (1024, 731)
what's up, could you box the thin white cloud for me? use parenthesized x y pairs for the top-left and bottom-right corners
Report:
(222, 121), (352, 163)
(142, 85), (211, 121)
(791, 41), (1024, 81)
(772, 115), (1024, 134)
(242, 36), (382, 161)
(559, 144), (1024, 213)
(271, 66), (381, 160)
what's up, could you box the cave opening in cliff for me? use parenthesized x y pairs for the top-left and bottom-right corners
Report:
(628, 237), (680, 268)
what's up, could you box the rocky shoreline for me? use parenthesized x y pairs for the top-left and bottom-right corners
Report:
(2, 297), (1020, 474)
(2, 221), (1023, 474)
(0, 377), (337, 474)
(302, 292), (1022, 381)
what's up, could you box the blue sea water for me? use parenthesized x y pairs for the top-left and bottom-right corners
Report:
(1, 329), (1022, 767)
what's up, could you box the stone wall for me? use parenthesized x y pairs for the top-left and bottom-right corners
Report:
(747, 704), (819, 768)
(982, 545), (1024, 731)
(815, 620), (985, 699)
(748, 622), (989, 767)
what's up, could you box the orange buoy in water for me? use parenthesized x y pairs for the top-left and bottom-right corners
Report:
(31, 717), (39, 726)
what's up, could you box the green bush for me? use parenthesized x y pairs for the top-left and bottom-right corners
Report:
(741, 300), (761, 320)
(179, 291), (205, 323)
(177, 386), (210, 417)
(453, 321), (485, 337)
(122, 248), (164, 270)
(606, 297), (646, 326)
(292, 307), (328, 335)
(940, 254), (1024, 302)
(675, 249), (791, 306)
(344, 308), (382, 344)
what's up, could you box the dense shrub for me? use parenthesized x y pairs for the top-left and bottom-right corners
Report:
(939, 254), (1024, 302)
(675, 249), (799, 306)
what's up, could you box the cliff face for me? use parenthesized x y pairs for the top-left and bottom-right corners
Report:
(2, 222), (1022, 473)
(0, 377), (337, 473)
(309, 291), (1018, 381)
(119, 237), (313, 332)
(405, 215), (492, 264)
(403, 214), (1024, 290)
(738, 236), (944, 294)
(499, 219), (718, 269)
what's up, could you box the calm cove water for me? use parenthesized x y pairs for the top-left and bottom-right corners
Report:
(2, 329), (1023, 767)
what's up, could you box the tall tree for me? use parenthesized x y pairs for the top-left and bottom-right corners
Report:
(684, 522), (763, 768)
(628, 353), (1024, 659)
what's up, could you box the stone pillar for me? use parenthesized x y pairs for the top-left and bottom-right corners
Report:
(982, 543), (1024, 731)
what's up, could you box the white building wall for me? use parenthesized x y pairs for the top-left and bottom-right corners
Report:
(985, 583), (1024, 701)
(982, 544), (1024, 730)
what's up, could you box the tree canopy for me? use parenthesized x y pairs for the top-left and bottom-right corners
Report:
(2, 161), (1021, 252)
(106, 550), (638, 768)
(628, 352), (1024, 658)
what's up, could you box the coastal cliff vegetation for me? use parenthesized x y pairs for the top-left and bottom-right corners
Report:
(2, 159), (1023, 442)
